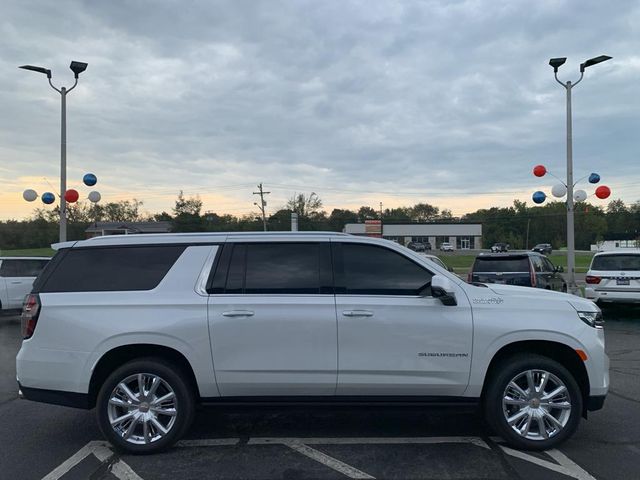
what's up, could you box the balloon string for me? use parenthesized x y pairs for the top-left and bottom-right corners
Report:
(42, 177), (60, 197)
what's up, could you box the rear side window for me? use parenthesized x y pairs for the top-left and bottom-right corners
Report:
(15, 259), (49, 277)
(591, 255), (640, 271)
(337, 243), (432, 295)
(39, 246), (186, 292)
(473, 257), (530, 273)
(0, 260), (18, 277)
(209, 242), (332, 294)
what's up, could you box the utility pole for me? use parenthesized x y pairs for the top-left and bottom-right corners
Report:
(525, 218), (530, 250)
(253, 183), (270, 232)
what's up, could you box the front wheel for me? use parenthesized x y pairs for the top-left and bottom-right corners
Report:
(484, 354), (582, 450)
(96, 358), (195, 454)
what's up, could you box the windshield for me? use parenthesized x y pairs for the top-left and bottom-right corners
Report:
(473, 257), (530, 272)
(591, 254), (640, 271)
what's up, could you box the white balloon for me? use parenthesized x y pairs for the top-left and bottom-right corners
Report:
(23, 189), (38, 202)
(88, 191), (101, 203)
(551, 183), (567, 198)
(574, 189), (587, 202)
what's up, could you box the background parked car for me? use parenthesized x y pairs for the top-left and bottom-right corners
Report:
(585, 250), (640, 305)
(490, 243), (509, 253)
(469, 252), (566, 292)
(407, 241), (430, 252)
(532, 243), (553, 255)
(439, 242), (454, 252)
(0, 257), (49, 312)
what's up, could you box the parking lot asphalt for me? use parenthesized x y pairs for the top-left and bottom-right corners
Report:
(1, 306), (639, 480)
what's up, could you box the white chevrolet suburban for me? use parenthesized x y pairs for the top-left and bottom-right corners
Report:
(16, 233), (608, 453)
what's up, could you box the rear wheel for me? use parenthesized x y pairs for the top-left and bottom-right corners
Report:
(96, 358), (195, 454)
(484, 354), (582, 450)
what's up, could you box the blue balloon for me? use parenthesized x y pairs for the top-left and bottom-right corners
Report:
(532, 191), (546, 204)
(588, 173), (600, 184)
(41, 192), (56, 205)
(83, 173), (97, 186)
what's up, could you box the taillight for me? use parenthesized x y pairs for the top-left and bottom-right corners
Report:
(530, 263), (537, 287)
(585, 275), (602, 285)
(21, 294), (41, 339)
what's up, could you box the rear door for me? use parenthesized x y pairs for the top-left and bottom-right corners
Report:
(333, 241), (473, 396)
(207, 241), (338, 396)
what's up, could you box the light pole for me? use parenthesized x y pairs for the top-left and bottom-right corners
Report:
(20, 61), (88, 242)
(549, 55), (611, 295)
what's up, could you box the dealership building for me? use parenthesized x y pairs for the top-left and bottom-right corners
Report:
(344, 221), (483, 250)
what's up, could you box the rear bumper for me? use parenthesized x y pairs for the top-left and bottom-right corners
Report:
(585, 287), (640, 304)
(18, 383), (91, 409)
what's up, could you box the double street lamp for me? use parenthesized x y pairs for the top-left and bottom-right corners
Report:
(548, 55), (611, 295)
(19, 61), (88, 242)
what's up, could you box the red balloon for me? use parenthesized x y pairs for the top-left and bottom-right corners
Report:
(595, 185), (611, 200)
(64, 189), (79, 203)
(533, 165), (547, 177)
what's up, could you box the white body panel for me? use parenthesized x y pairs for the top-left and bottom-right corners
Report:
(335, 293), (472, 395)
(17, 246), (219, 397)
(584, 251), (640, 304)
(208, 294), (337, 396)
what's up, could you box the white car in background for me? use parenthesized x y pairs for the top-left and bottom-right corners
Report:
(585, 251), (640, 305)
(0, 257), (50, 312)
(439, 242), (454, 252)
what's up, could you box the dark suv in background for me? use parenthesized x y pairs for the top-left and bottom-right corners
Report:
(407, 241), (431, 252)
(469, 252), (566, 292)
(532, 243), (553, 255)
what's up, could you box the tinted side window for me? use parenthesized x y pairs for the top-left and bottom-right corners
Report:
(339, 243), (432, 295)
(15, 259), (49, 277)
(0, 260), (18, 277)
(542, 258), (556, 272)
(40, 246), (186, 292)
(244, 243), (321, 294)
(531, 256), (545, 273)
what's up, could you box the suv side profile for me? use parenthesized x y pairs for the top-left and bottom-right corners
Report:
(469, 252), (566, 292)
(17, 233), (607, 454)
(0, 257), (49, 312)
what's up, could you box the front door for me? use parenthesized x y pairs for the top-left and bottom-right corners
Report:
(207, 242), (337, 396)
(333, 242), (473, 396)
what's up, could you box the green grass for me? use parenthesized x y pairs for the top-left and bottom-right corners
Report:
(0, 247), (55, 257)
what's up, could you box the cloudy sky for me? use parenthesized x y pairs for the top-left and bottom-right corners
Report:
(1, 0), (638, 220)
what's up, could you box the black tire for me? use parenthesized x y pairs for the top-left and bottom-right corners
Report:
(484, 354), (582, 450)
(96, 357), (195, 454)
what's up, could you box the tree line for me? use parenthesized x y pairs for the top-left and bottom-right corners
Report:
(0, 191), (638, 250)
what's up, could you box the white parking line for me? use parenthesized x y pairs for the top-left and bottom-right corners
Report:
(248, 436), (491, 449)
(41, 441), (142, 480)
(285, 441), (375, 479)
(499, 445), (597, 480)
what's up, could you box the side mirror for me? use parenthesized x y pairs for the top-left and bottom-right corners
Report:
(555, 265), (564, 273)
(431, 275), (458, 306)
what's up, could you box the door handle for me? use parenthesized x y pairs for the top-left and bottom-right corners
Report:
(10, 281), (22, 284)
(342, 310), (373, 317)
(222, 310), (255, 317)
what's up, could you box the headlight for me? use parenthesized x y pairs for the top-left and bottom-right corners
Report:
(577, 311), (604, 329)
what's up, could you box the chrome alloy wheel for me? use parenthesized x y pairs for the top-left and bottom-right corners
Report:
(107, 373), (178, 445)
(502, 369), (572, 441)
